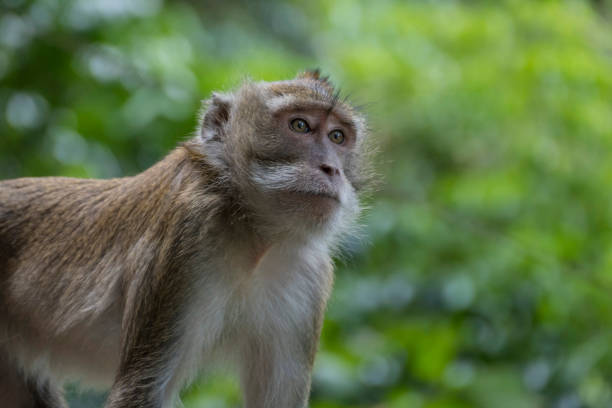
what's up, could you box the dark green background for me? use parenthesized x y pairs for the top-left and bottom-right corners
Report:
(2, 0), (612, 407)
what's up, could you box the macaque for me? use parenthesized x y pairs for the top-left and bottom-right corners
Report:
(0, 71), (371, 408)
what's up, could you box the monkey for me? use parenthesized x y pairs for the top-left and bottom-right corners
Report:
(0, 70), (372, 408)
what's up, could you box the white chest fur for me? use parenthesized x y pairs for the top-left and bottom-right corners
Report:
(164, 241), (334, 402)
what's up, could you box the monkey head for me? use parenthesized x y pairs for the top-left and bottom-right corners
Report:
(196, 71), (370, 237)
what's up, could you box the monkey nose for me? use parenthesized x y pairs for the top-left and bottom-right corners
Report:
(319, 163), (340, 178)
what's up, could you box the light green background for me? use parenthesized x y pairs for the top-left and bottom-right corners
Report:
(2, 0), (612, 407)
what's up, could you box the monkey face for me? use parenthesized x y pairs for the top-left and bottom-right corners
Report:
(248, 107), (357, 220)
(243, 90), (366, 233)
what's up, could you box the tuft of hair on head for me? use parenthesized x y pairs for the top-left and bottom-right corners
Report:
(296, 69), (346, 112)
(296, 69), (337, 94)
(296, 68), (327, 82)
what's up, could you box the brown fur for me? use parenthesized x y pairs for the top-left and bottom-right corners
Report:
(0, 72), (371, 408)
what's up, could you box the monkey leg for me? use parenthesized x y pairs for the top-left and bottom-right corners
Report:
(0, 352), (67, 408)
(237, 266), (331, 408)
(238, 335), (313, 408)
(104, 260), (191, 408)
(237, 312), (325, 408)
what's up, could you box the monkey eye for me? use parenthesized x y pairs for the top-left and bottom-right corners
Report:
(290, 118), (310, 133)
(328, 129), (345, 145)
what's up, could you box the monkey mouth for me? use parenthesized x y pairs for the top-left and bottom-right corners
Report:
(289, 189), (340, 203)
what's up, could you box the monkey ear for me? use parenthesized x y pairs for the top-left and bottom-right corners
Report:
(200, 92), (233, 142)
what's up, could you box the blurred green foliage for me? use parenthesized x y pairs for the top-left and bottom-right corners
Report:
(2, 0), (612, 407)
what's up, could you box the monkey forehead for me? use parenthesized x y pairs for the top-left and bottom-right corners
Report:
(265, 80), (335, 100)
(261, 82), (365, 134)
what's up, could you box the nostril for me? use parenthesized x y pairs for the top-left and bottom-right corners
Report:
(319, 164), (338, 177)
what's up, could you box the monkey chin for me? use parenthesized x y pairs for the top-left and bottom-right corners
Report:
(281, 190), (341, 221)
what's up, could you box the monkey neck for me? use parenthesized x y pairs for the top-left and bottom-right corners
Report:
(249, 242), (270, 271)
(143, 146), (331, 273)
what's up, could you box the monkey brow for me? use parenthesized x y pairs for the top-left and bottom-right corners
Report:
(268, 97), (357, 130)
